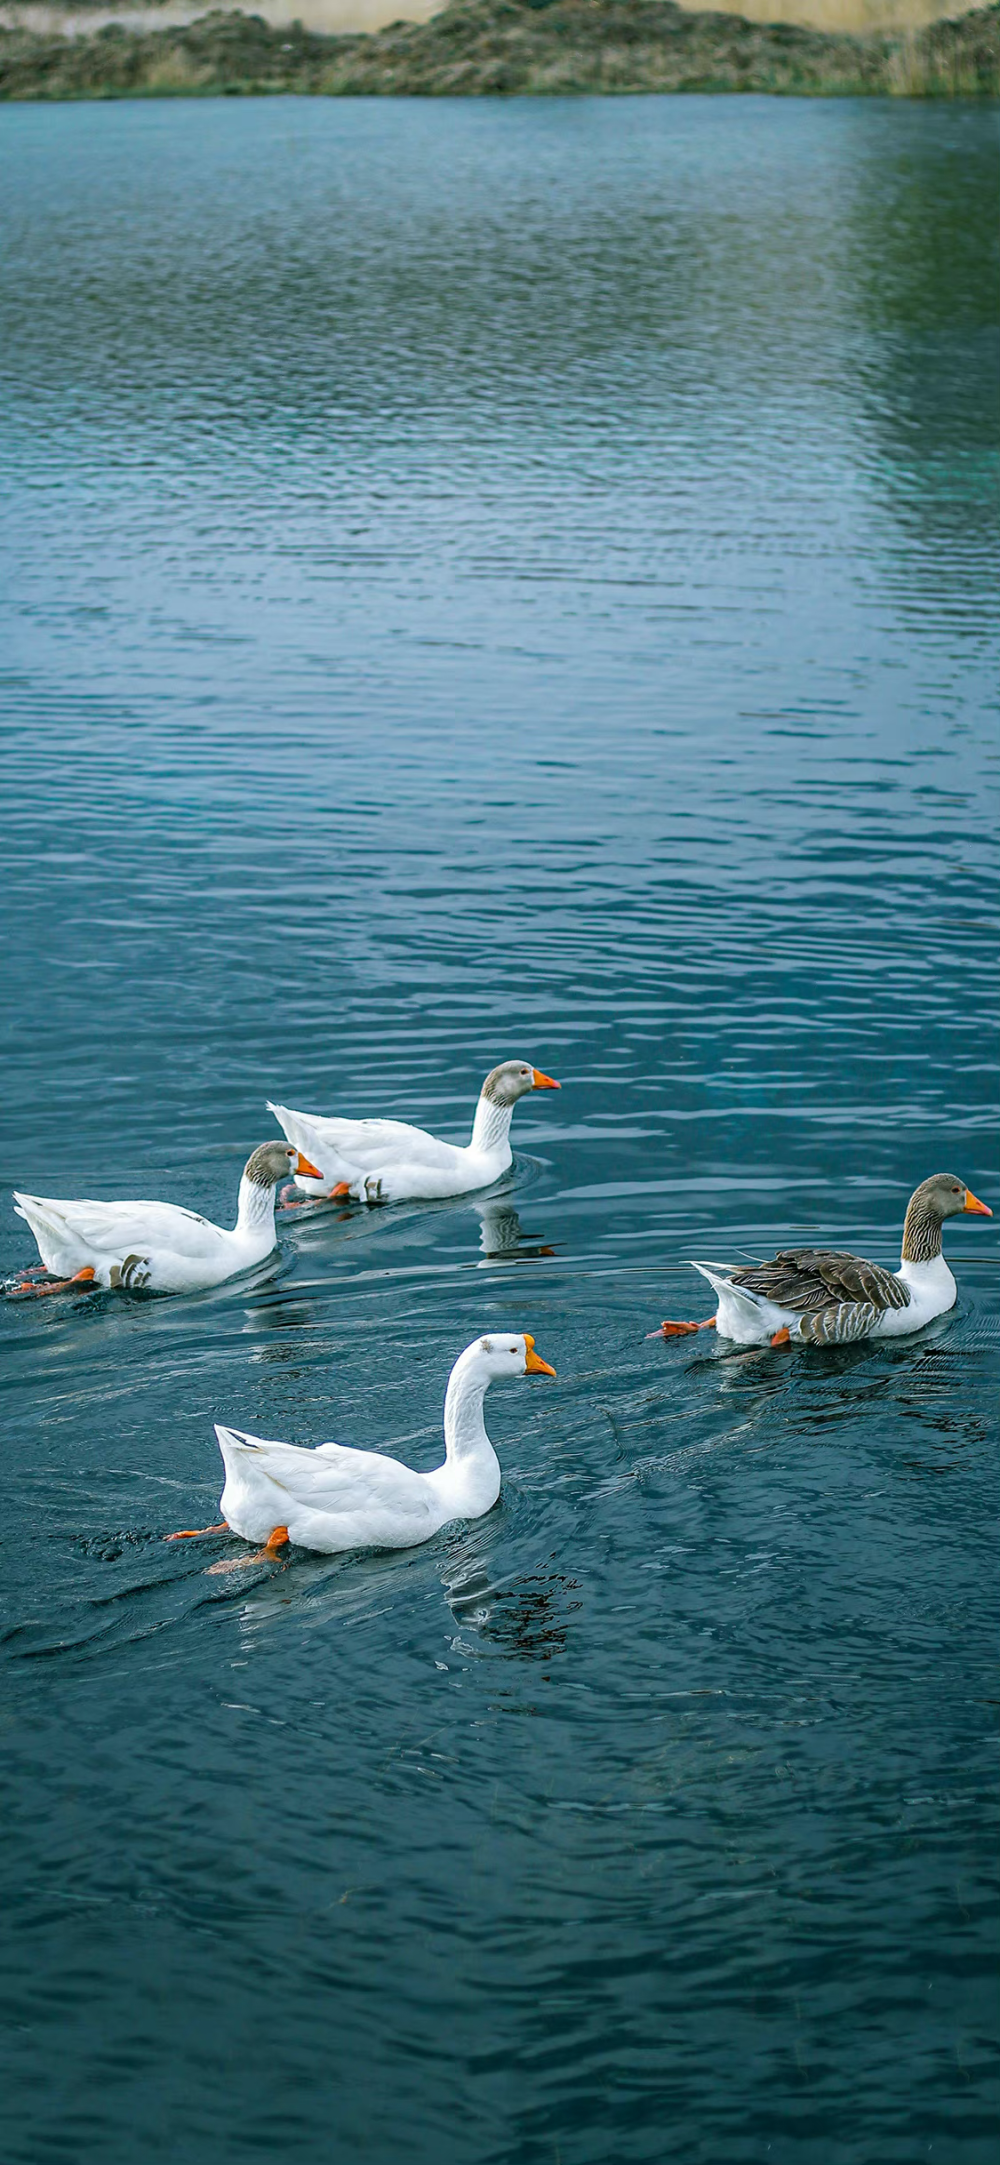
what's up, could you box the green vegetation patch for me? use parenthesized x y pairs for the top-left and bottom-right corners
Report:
(1, 0), (998, 100)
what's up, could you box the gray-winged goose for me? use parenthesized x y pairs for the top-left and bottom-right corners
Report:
(654, 1174), (992, 1348)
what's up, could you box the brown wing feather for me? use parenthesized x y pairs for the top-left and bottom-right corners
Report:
(730, 1248), (910, 1313)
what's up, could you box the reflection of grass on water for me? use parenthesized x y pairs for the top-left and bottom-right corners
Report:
(1, 0), (998, 99)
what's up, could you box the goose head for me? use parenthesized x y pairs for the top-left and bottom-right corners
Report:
(481, 1060), (561, 1106)
(466, 1331), (557, 1382)
(244, 1142), (323, 1188)
(908, 1173), (991, 1223)
(901, 1172), (992, 1264)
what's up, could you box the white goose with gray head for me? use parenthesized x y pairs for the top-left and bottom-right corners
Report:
(166, 1332), (557, 1560)
(9, 1142), (323, 1296)
(655, 1174), (992, 1348)
(268, 1060), (561, 1205)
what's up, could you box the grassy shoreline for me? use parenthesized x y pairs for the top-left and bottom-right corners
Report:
(1, 0), (998, 100)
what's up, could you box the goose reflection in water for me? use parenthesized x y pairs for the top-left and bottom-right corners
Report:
(446, 1560), (580, 1668)
(473, 1195), (555, 1265)
(207, 1541), (581, 1676)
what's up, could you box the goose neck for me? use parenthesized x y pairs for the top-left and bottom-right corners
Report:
(236, 1174), (278, 1238)
(901, 1195), (943, 1265)
(470, 1093), (514, 1157)
(443, 1359), (492, 1466)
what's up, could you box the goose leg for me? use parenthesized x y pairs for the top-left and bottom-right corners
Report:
(165, 1522), (229, 1542)
(8, 1266), (97, 1298)
(654, 1316), (716, 1338)
(206, 1526), (289, 1575)
(278, 1182), (352, 1211)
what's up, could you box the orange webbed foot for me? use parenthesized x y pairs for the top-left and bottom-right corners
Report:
(205, 1526), (289, 1575)
(165, 1522), (229, 1542)
(655, 1316), (716, 1338)
(771, 1327), (792, 1347)
(9, 1265), (96, 1298)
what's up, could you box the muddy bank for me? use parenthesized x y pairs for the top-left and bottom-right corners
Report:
(0, 0), (997, 99)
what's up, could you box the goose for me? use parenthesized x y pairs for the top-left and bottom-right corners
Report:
(268, 1060), (561, 1205)
(654, 1174), (992, 1348)
(166, 1331), (557, 1560)
(9, 1142), (323, 1297)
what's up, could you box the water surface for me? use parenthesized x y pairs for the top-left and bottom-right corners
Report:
(0, 93), (998, 2165)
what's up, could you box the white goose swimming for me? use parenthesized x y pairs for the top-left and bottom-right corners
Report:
(10, 1141), (323, 1296)
(655, 1173), (992, 1348)
(167, 1331), (557, 1559)
(269, 1059), (561, 1205)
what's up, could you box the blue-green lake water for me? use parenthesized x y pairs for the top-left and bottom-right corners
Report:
(1, 92), (997, 2165)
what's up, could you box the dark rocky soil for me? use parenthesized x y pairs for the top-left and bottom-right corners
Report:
(1, 0), (997, 100)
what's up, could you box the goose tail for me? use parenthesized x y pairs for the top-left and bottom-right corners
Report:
(266, 1103), (346, 1191)
(690, 1261), (792, 1343)
(13, 1190), (63, 1237)
(12, 1192), (81, 1273)
(215, 1423), (262, 1467)
(689, 1260), (752, 1305)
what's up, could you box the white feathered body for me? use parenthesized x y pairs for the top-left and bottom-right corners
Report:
(12, 1177), (280, 1293)
(213, 1337), (521, 1554)
(269, 1099), (514, 1203)
(216, 1428), (499, 1552)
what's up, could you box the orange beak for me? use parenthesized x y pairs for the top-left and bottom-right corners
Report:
(295, 1153), (324, 1180)
(532, 1069), (560, 1090)
(523, 1332), (556, 1377)
(963, 1188), (992, 1216)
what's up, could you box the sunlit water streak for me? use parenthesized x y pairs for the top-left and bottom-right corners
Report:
(0, 93), (997, 2165)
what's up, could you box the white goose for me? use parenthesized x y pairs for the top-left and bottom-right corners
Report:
(269, 1060), (561, 1205)
(10, 1141), (323, 1296)
(655, 1173), (992, 1348)
(166, 1332), (557, 1560)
